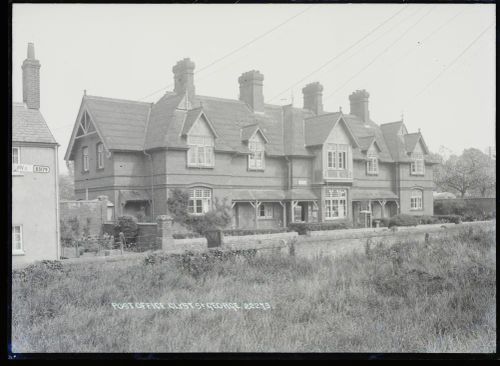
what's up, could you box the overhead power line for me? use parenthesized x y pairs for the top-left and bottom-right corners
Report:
(137, 5), (314, 101)
(267, 4), (410, 103)
(323, 4), (436, 102)
(403, 22), (494, 109)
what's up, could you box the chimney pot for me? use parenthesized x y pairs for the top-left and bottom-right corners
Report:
(302, 82), (324, 115)
(349, 89), (370, 122)
(172, 58), (196, 101)
(22, 42), (41, 109)
(238, 70), (264, 113)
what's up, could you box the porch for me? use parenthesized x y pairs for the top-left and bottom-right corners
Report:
(350, 190), (400, 228)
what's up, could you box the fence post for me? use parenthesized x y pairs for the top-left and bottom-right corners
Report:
(157, 215), (175, 250)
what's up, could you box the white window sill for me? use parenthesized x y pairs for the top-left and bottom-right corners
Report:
(410, 208), (423, 211)
(12, 251), (25, 256)
(188, 212), (207, 216)
(187, 165), (215, 169)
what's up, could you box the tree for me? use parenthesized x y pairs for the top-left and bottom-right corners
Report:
(59, 174), (75, 200)
(435, 148), (496, 198)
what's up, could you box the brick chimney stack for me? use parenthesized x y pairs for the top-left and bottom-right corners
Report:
(302, 82), (324, 115)
(349, 89), (370, 123)
(173, 58), (196, 101)
(22, 42), (41, 109)
(238, 70), (264, 113)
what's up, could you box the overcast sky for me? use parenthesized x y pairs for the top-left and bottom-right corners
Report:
(12, 3), (495, 174)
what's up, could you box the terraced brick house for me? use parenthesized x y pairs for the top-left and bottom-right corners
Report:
(65, 58), (438, 229)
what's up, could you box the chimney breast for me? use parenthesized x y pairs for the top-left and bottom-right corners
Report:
(172, 58), (195, 101)
(302, 82), (323, 115)
(22, 42), (41, 109)
(238, 70), (264, 113)
(349, 89), (370, 123)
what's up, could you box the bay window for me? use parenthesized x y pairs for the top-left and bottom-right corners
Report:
(410, 189), (423, 210)
(324, 188), (347, 219)
(327, 144), (348, 170)
(188, 187), (212, 214)
(187, 135), (215, 168)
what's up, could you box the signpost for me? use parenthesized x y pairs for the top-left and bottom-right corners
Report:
(12, 164), (50, 174)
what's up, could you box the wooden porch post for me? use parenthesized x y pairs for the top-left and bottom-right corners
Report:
(279, 201), (286, 228)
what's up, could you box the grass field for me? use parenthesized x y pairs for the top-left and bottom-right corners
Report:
(11, 222), (496, 353)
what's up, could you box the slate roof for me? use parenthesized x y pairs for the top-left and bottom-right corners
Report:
(403, 133), (421, 153)
(12, 103), (57, 144)
(66, 90), (432, 165)
(84, 95), (151, 151)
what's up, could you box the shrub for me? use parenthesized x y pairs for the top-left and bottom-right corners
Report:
(433, 214), (462, 224)
(172, 232), (204, 239)
(115, 215), (139, 247)
(289, 220), (352, 235)
(388, 214), (419, 227)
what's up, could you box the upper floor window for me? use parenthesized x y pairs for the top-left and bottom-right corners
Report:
(410, 153), (425, 175)
(82, 146), (89, 172)
(187, 135), (214, 168)
(188, 187), (212, 214)
(410, 189), (423, 210)
(96, 143), (104, 169)
(12, 147), (20, 165)
(258, 204), (273, 219)
(327, 144), (348, 170)
(248, 136), (265, 170)
(12, 225), (23, 254)
(324, 188), (347, 219)
(367, 153), (378, 175)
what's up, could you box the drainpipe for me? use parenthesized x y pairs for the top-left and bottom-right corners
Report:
(54, 145), (61, 260)
(143, 150), (155, 219)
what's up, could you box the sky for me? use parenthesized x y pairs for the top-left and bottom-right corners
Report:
(12, 3), (496, 174)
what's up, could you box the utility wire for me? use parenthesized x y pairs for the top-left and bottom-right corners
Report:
(267, 4), (410, 103)
(403, 22), (494, 109)
(324, 5), (436, 102)
(137, 5), (314, 101)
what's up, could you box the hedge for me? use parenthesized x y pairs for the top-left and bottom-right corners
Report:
(172, 227), (290, 239)
(288, 220), (352, 235)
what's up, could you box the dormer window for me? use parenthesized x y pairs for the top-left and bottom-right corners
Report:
(410, 152), (424, 175)
(248, 134), (265, 170)
(367, 153), (378, 175)
(187, 135), (215, 168)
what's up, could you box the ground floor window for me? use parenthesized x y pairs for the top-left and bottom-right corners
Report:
(324, 188), (347, 219)
(258, 204), (273, 219)
(188, 187), (212, 214)
(12, 225), (23, 254)
(410, 189), (423, 210)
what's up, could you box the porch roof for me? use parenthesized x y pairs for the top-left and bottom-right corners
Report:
(231, 189), (286, 201)
(286, 188), (318, 200)
(119, 190), (151, 202)
(350, 190), (398, 201)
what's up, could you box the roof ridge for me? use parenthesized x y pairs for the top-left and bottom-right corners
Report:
(85, 95), (151, 106)
(304, 111), (341, 121)
(380, 120), (403, 126)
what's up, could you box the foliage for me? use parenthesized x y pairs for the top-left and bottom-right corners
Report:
(434, 148), (496, 198)
(115, 215), (139, 246)
(166, 188), (232, 236)
(435, 199), (496, 221)
(60, 216), (80, 247)
(58, 174), (75, 200)
(289, 220), (352, 235)
(388, 214), (419, 227)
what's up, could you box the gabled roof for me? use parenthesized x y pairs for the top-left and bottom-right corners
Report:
(12, 103), (57, 144)
(241, 123), (269, 143)
(180, 107), (219, 138)
(380, 121), (410, 162)
(404, 132), (429, 154)
(304, 112), (342, 146)
(357, 135), (382, 152)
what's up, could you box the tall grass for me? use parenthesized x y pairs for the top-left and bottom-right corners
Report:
(11, 223), (495, 353)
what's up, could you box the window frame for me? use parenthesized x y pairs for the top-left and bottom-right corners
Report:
(248, 137), (265, 171)
(258, 204), (273, 219)
(82, 146), (89, 172)
(326, 144), (348, 170)
(187, 135), (215, 168)
(12, 147), (20, 165)
(12, 225), (24, 255)
(410, 189), (423, 210)
(366, 153), (378, 175)
(324, 188), (348, 220)
(410, 153), (425, 175)
(187, 187), (212, 215)
(96, 143), (104, 170)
